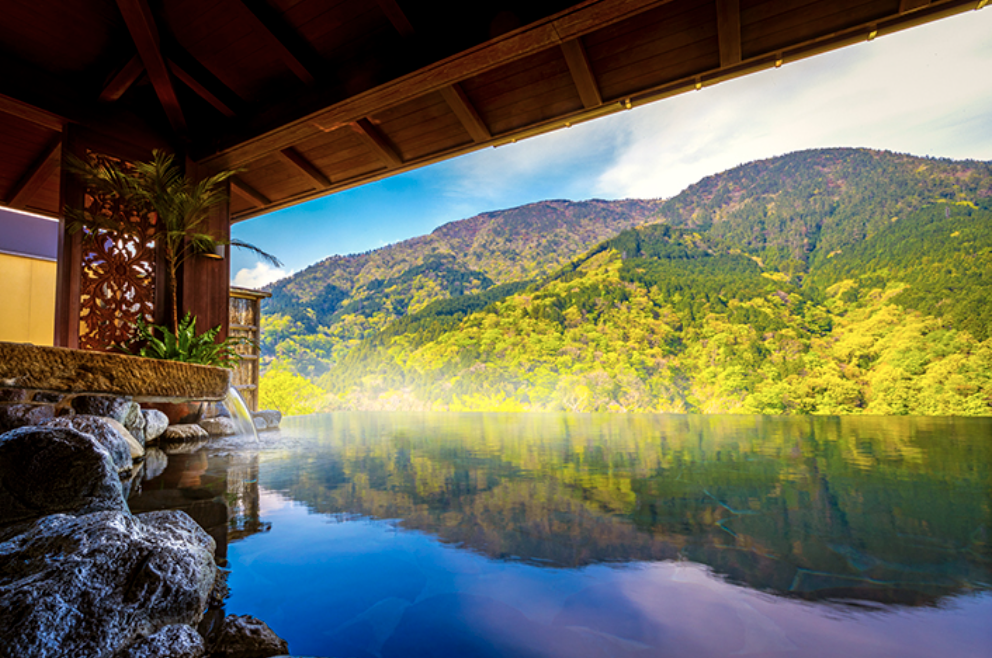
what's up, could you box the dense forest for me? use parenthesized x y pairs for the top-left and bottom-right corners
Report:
(259, 148), (992, 416)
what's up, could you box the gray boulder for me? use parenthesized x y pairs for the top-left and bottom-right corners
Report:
(199, 416), (238, 437)
(143, 409), (170, 443)
(208, 615), (289, 658)
(251, 410), (281, 431)
(124, 402), (147, 445)
(0, 403), (55, 432)
(0, 510), (216, 658)
(43, 415), (141, 473)
(71, 394), (133, 424)
(0, 426), (126, 527)
(118, 624), (205, 658)
(162, 424), (210, 443)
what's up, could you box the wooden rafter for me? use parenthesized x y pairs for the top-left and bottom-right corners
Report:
(351, 118), (402, 168)
(716, 0), (742, 67)
(99, 55), (145, 103)
(6, 138), (61, 208)
(277, 148), (331, 188)
(0, 93), (64, 132)
(202, 0), (674, 170)
(168, 60), (235, 117)
(560, 38), (602, 109)
(439, 84), (491, 142)
(376, 0), (415, 37)
(115, 0), (187, 135)
(899, 0), (931, 12)
(231, 177), (271, 208)
(238, 0), (315, 85)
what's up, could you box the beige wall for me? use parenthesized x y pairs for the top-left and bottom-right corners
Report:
(0, 253), (56, 345)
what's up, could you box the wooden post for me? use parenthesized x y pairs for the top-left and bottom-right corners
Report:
(54, 126), (84, 348)
(180, 159), (231, 341)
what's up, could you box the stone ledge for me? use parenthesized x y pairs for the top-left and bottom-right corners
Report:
(0, 342), (230, 402)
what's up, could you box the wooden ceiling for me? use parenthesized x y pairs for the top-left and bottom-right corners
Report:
(0, 0), (983, 222)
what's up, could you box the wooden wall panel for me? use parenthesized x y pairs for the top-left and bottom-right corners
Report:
(0, 0), (118, 74)
(461, 48), (581, 135)
(164, 0), (288, 102)
(587, 0), (719, 100)
(237, 153), (314, 202)
(0, 115), (58, 204)
(297, 130), (385, 179)
(741, 0), (890, 57)
(371, 93), (468, 161)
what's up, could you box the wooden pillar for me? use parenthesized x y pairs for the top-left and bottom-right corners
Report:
(54, 126), (85, 348)
(180, 160), (231, 341)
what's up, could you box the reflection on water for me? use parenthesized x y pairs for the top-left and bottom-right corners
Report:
(129, 413), (992, 658)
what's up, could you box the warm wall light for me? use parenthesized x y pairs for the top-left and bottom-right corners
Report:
(202, 244), (225, 260)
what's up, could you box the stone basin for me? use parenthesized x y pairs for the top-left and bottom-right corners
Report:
(0, 341), (231, 403)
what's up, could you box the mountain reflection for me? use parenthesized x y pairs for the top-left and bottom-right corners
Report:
(260, 413), (991, 606)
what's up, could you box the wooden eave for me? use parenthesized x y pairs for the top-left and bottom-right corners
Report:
(0, 0), (983, 222)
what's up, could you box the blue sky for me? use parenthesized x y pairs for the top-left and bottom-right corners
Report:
(231, 7), (992, 288)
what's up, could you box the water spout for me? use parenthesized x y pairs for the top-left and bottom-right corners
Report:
(221, 387), (258, 440)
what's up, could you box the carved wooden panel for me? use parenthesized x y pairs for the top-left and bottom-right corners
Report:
(78, 153), (158, 351)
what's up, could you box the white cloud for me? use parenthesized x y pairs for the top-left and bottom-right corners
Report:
(232, 262), (294, 289)
(592, 9), (992, 200)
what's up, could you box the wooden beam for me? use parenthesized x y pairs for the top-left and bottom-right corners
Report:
(168, 60), (236, 117)
(351, 118), (403, 168)
(238, 0), (315, 85)
(899, 0), (931, 12)
(560, 38), (602, 109)
(439, 84), (491, 142)
(376, 0), (415, 37)
(6, 138), (62, 208)
(716, 0), (742, 67)
(99, 55), (145, 103)
(200, 0), (674, 169)
(231, 177), (271, 208)
(115, 0), (187, 136)
(277, 148), (331, 188)
(0, 93), (65, 132)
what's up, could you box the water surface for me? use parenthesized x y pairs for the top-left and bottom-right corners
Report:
(130, 412), (992, 657)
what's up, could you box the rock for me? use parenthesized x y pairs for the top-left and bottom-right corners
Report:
(208, 615), (289, 658)
(71, 394), (134, 424)
(0, 426), (126, 526)
(0, 510), (216, 658)
(43, 415), (142, 472)
(0, 342), (230, 401)
(0, 403), (55, 432)
(251, 410), (281, 431)
(199, 417), (238, 437)
(143, 409), (170, 443)
(162, 439), (208, 455)
(143, 447), (169, 481)
(0, 388), (29, 402)
(125, 402), (147, 445)
(118, 624), (206, 658)
(33, 391), (63, 403)
(162, 423), (210, 443)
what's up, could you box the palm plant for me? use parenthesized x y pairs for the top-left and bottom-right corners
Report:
(65, 150), (281, 333)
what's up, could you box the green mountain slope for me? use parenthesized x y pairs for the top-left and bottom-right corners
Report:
(262, 198), (663, 375)
(262, 148), (992, 415)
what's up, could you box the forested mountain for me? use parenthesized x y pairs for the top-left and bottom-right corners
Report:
(260, 148), (992, 416)
(262, 199), (663, 374)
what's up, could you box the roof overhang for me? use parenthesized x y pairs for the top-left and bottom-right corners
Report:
(0, 0), (983, 223)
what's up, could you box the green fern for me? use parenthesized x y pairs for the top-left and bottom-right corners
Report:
(124, 313), (248, 368)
